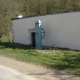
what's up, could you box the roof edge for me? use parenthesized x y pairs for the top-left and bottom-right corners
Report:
(12, 9), (80, 20)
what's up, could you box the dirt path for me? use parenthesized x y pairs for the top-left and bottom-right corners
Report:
(0, 56), (80, 80)
(0, 65), (37, 80)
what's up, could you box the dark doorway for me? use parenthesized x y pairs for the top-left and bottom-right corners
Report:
(31, 32), (36, 47)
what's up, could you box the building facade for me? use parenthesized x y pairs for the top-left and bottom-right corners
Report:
(12, 11), (80, 50)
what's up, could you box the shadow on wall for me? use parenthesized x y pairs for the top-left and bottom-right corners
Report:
(0, 42), (36, 50)
(0, 42), (79, 51)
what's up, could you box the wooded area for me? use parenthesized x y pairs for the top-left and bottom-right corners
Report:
(0, 0), (80, 41)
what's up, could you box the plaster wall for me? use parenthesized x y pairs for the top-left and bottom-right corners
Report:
(12, 11), (80, 50)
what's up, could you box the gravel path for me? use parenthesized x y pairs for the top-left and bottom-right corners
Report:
(0, 56), (80, 80)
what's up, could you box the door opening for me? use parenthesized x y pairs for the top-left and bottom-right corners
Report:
(31, 32), (35, 47)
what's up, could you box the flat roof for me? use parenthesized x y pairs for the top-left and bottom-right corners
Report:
(12, 9), (80, 20)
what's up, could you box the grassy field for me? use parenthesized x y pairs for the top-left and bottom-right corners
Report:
(0, 36), (80, 75)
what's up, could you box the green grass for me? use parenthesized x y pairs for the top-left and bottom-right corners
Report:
(1, 36), (12, 42)
(0, 37), (80, 75)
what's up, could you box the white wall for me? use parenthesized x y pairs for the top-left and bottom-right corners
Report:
(12, 11), (80, 50)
